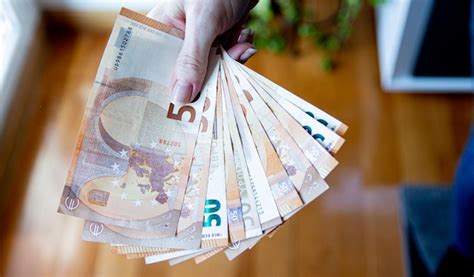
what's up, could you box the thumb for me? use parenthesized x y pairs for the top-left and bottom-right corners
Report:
(171, 16), (217, 103)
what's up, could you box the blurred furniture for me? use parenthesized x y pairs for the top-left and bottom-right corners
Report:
(0, 0), (39, 133)
(375, 0), (473, 92)
(400, 186), (452, 276)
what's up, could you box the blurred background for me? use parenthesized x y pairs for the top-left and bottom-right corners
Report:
(0, 0), (473, 276)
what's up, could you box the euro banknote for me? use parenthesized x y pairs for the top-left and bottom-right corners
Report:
(57, 8), (348, 266)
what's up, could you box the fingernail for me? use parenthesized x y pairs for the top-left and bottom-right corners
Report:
(239, 48), (257, 63)
(238, 29), (251, 43)
(172, 80), (193, 102)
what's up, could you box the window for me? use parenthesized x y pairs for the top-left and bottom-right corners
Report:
(0, 0), (38, 131)
(0, 1), (19, 93)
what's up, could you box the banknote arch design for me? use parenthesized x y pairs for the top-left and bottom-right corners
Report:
(59, 73), (193, 234)
(78, 76), (187, 219)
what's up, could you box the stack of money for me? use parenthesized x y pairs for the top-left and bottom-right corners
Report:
(58, 8), (348, 265)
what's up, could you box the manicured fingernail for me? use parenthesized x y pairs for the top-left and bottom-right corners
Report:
(172, 80), (193, 102)
(239, 48), (257, 63)
(238, 29), (251, 43)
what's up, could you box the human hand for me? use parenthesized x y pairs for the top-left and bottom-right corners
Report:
(148, 0), (258, 103)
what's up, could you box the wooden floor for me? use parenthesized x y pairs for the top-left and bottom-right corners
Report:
(1, 8), (473, 277)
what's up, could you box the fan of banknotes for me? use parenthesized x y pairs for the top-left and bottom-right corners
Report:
(57, 8), (348, 265)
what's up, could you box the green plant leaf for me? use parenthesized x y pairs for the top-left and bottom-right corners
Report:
(247, 0), (376, 70)
(325, 36), (341, 51)
(268, 36), (286, 52)
(298, 23), (317, 37)
(321, 56), (334, 72)
(251, 0), (274, 22)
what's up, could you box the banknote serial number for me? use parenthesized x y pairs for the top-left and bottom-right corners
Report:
(159, 139), (181, 147)
(113, 27), (132, 71)
(202, 233), (223, 238)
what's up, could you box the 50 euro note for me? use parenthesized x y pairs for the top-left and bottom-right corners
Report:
(222, 60), (303, 218)
(58, 8), (217, 236)
(145, 68), (231, 265)
(158, 68), (268, 263)
(223, 54), (331, 201)
(166, 248), (212, 265)
(247, 70), (345, 154)
(143, 55), (342, 264)
(134, 77), (245, 262)
(224, 164), (327, 261)
(220, 69), (263, 239)
(82, 62), (220, 249)
(159, 77), (239, 265)
(175, 61), (294, 266)
(224, 228), (270, 261)
(144, 54), (338, 264)
(195, 226), (278, 264)
(245, 65), (348, 136)
(233, 62), (338, 179)
(222, 65), (282, 231)
(147, 66), (261, 265)
(155, 76), (254, 265)
(264, 95), (345, 154)
(111, 244), (173, 255)
(221, 73), (246, 243)
(145, 249), (206, 264)
(196, 55), (332, 263)
(145, 246), (211, 265)
(194, 53), (333, 264)
(199, 65), (229, 248)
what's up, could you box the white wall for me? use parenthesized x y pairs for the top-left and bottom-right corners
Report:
(0, 0), (39, 134)
(375, 0), (473, 92)
(1, 0), (159, 135)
